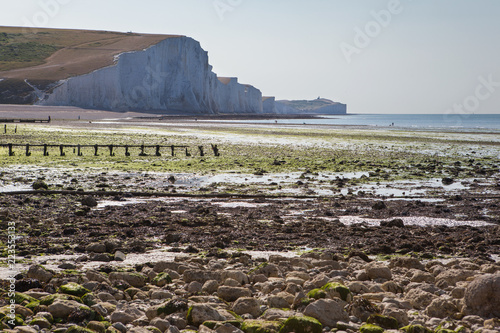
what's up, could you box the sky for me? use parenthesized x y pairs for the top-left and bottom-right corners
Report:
(1, 0), (500, 114)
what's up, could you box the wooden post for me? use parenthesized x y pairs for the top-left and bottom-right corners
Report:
(25, 144), (31, 156)
(109, 145), (115, 156)
(59, 145), (65, 156)
(211, 144), (220, 157)
(77, 144), (82, 156)
(125, 145), (130, 156)
(156, 145), (161, 156)
(4, 124), (6, 134)
(43, 144), (49, 156)
(170, 145), (175, 157)
(8, 143), (14, 156)
(185, 148), (191, 157)
(94, 144), (99, 156)
(198, 146), (204, 157)
(139, 144), (146, 156)
(14, 126), (17, 134)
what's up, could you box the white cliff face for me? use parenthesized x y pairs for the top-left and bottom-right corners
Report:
(40, 37), (263, 113)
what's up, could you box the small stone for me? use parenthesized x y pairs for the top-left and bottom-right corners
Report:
(232, 297), (262, 318)
(303, 299), (349, 327)
(114, 250), (126, 261)
(81, 195), (98, 207)
(27, 264), (53, 283)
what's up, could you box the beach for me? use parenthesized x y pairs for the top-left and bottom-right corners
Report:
(0, 108), (499, 332)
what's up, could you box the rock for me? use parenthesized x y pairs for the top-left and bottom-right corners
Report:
(202, 280), (219, 293)
(183, 269), (221, 283)
(81, 195), (98, 207)
(153, 272), (173, 287)
(15, 326), (40, 333)
(240, 320), (281, 333)
(215, 323), (244, 333)
(425, 297), (458, 319)
(365, 263), (392, 281)
(435, 269), (475, 287)
(381, 281), (403, 294)
(303, 273), (329, 290)
(47, 299), (82, 318)
(114, 251), (126, 261)
(303, 299), (349, 327)
(150, 318), (171, 332)
(279, 316), (322, 333)
(90, 253), (113, 262)
(32, 179), (48, 190)
(380, 219), (404, 228)
(410, 271), (435, 283)
(109, 272), (147, 288)
(372, 201), (387, 210)
(321, 282), (352, 302)
(463, 273), (500, 318)
(404, 288), (437, 310)
(27, 264), (53, 283)
(110, 303), (145, 324)
(267, 295), (290, 309)
(261, 308), (296, 320)
(217, 286), (251, 302)
(382, 305), (408, 326)
(188, 281), (204, 293)
(86, 270), (111, 284)
(367, 314), (399, 329)
(223, 278), (241, 287)
(389, 257), (425, 271)
(252, 263), (280, 277)
(187, 304), (226, 326)
(232, 297), (262, 318)
(86, 242), (106, 253)
(360, 323), (384, 333)
(59, 282), (90, 297)
(221, 270), (249, 285)
(87, 321), (106, 333)
(29, 316), (52, 329)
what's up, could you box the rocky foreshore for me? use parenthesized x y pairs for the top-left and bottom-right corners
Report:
(1, 250), (499, 333)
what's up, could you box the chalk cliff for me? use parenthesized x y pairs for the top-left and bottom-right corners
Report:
(39, 37), (263, 113)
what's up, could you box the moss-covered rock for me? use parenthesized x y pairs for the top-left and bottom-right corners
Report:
(81, 293), (98, 307)
(435, 329), (456, 333)
(401, 324), (433, 333)
(146, 326), (163, 333)
(241, 320), (281, 333)
(66, 325), (95, 333)
(367, 314), (399, 329)
(87, 320), (106, 333)
(13, 292), (38, 304)
(40, 293), (81, 305)
(1, 313), (24, 327)
(278, 316), (322, 333)
(320, 282), (352, 302)
(25, 300), (41, 311)
(158, 299), (188, 316)
(59, 282), (91, 297)
(30, 316), (52, 329)
(306, 288), (327, 300)
(153, 272), (172, 286)
(360, 323), (385, 333)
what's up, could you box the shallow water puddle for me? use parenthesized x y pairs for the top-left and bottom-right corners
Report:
(338, 215), (494, 227)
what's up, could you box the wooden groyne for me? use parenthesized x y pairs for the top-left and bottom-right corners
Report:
(0, 117), (51, 123)
(0, 143), (220, 157)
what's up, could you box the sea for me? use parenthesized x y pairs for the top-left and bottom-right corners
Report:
(219, 114), (500, 131)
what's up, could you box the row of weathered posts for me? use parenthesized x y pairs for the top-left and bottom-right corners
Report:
(0, 144), (220, 157)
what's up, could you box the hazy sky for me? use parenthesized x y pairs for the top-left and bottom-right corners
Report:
(2, 0), (500, 114)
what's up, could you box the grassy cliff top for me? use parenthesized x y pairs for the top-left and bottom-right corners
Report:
(0, 26), (181, 80)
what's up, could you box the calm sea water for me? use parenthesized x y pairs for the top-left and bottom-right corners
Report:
(227, 114), (500, 131)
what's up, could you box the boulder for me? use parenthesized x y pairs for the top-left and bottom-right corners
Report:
(27, 265), (53, 283)
(464, 273), (500, 318)
(183, 269), (221, 283)
(279, 316), (322, 333)
(187, 304), (226, 326)
(404, 288), (437, 310)
(47, 299), (81, 318)
(86, 242), (106, 253)
(109, 272), (146, 288)
(425, 297), (458, 319)
(303, 299), (349, 327)
(435, 269), (475, 287)
(365, 263), (392, 281)
(110, 303), (145, 325)
(59, 282), (91, 297)
(217, 286), (251, 302)
(232, 297), (262, 318)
